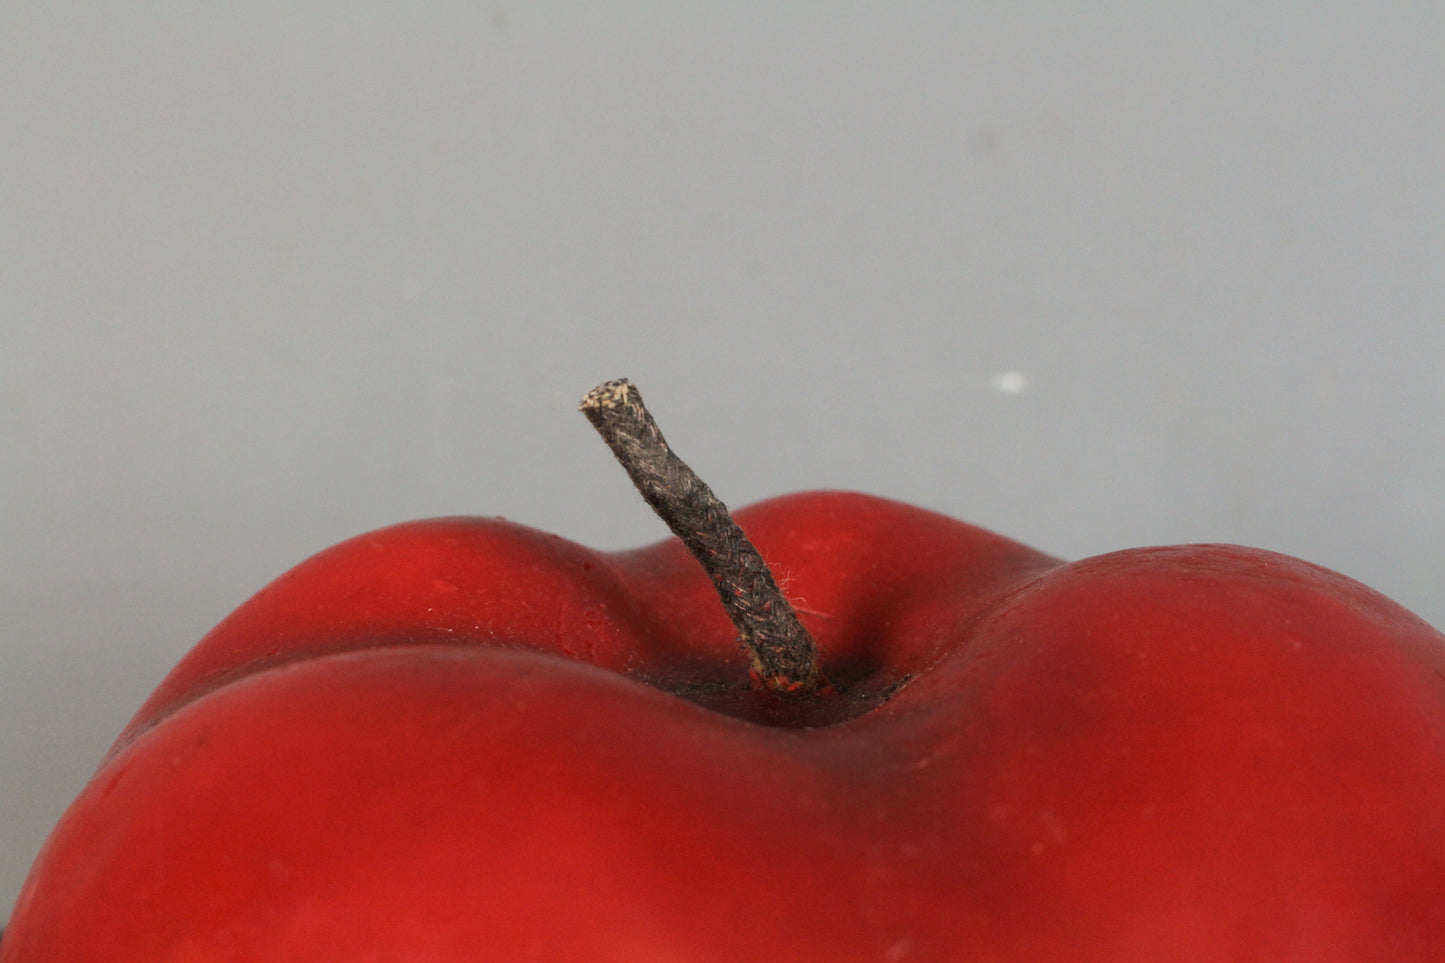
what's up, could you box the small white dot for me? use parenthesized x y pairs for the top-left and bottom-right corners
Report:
(990, 371), (1030, 394)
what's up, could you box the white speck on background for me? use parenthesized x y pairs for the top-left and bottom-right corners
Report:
(990, 370), (1030, 394)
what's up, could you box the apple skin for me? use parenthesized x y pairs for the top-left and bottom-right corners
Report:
(4, 490), (1445, 961)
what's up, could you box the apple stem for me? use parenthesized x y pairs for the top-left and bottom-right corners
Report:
(580, 379), (825, 693)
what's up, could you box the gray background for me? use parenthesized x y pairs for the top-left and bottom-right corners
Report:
(3, 3), (1442, 919)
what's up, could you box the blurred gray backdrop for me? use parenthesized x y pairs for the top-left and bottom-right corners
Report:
(3, 3), (1443, 919)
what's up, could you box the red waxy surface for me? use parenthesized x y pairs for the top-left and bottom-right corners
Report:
(5, 492), (1445, 960)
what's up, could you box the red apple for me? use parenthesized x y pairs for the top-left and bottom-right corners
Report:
(3, 382), (1443, 960)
